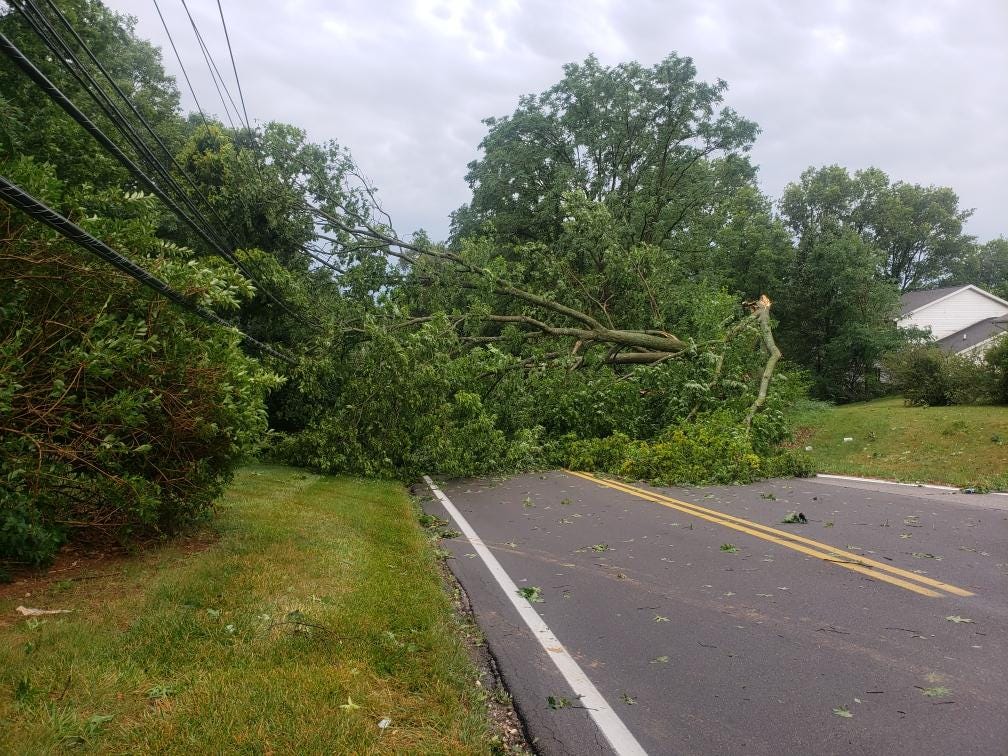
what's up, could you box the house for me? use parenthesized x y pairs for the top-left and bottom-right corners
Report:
(900, 285), (1008, 357)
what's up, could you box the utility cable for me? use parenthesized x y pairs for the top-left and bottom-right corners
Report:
(147, 0), (318, 324)
(0, 27), (315, 327)
(216, 0), (252, 133)
(0, 174), (295, 363)
(151, 0), (213, 136)
(38, 0), (248, 250)
(179, 0), (240, 130)
(26, 0), (290, 307)
(15, 0), (232, 253)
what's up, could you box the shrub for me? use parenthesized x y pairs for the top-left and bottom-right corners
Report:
(985, 335), (1008, 404)
(546, 412), (813, 486)
(884, 347), (953, 406)
(884, 345), (998, 406)
(1, 158), (278, 566)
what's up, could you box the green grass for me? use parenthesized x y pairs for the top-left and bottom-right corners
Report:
(789, 397), (1008, 490)
(0, 465), (492, 754)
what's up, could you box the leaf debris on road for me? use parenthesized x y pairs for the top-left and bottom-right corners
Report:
(917, 686), (951, 698)
(518, 587), (544, 603)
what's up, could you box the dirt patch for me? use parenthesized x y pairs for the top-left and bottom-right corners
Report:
(783, 425), (816, 449)
(0, 530), (218, 604)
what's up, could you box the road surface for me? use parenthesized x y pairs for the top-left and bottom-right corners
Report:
(421, 471), (1008, 755)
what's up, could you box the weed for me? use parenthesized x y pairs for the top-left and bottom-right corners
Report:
(418, 513), (447, 528)
(146, 685), (176, 700)
(13, 677), (33, 705)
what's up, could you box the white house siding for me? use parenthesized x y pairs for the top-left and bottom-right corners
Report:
(903, 288), (1008, 340)
(961, 333), (1006, 360)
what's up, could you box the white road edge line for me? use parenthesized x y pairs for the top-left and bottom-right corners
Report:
(423, 475), (648, 756)
(816, 473), (1008, 496)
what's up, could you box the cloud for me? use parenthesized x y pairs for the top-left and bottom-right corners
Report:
(108, 0), (1007, 241)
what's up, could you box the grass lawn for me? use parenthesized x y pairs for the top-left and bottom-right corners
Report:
(0, 465), (496, 754)
(789, 397), (1008, 490)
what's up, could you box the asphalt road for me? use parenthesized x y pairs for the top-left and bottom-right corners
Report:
(421, 471), (1008, 756)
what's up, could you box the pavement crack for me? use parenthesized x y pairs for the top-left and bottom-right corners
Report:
(816, 625), (851, 635)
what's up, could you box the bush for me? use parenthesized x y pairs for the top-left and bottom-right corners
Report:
(1, 158), (278, 566)
(985, 335), (1008, 404)
(546, 412), (813, 486)
(884, 346), (997, 406)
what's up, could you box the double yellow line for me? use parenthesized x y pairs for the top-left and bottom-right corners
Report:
(565, 470), (974, 599)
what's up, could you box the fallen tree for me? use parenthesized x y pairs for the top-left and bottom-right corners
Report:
(308, 199), (783, 430)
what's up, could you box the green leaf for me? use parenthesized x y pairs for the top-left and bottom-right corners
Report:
(518, 586), (543, 603)
(945, 615), (974, 624)
(832, 706), (853, 718)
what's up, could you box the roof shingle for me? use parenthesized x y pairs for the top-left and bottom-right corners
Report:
(935, 317), (1008, 353)
(900, 286), (967, 316)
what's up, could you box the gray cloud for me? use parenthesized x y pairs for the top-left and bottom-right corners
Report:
(108, 0), (1008, 242)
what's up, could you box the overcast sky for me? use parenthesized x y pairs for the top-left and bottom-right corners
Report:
(107, 0), (1007, 243)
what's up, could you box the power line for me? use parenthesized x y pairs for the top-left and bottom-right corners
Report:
(151, 0), (213, 135)
(216, 0), (252, 133)
(37, 0), (244, 249)
(0, 21), (315, 327)
(150, 0), (326, 324)
(14, 1), (231, 253)
(0, 173), (295, 363)
(179, 0), (240, 131)
(0, 30), (225, 260)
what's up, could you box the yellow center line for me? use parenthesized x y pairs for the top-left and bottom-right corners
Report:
(566, 470), (975, 599)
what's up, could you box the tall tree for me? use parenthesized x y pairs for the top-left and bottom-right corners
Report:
(854, 169), (974, 292)
(947, 237), (1008, 299)
(780, 166), (973, 293)
(449, 53), (778, 286)
(777, 166), (904, 401)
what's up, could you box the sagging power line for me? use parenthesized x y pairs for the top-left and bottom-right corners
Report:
(0, 174), (295, 363)
(0, 14), (316, 327)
